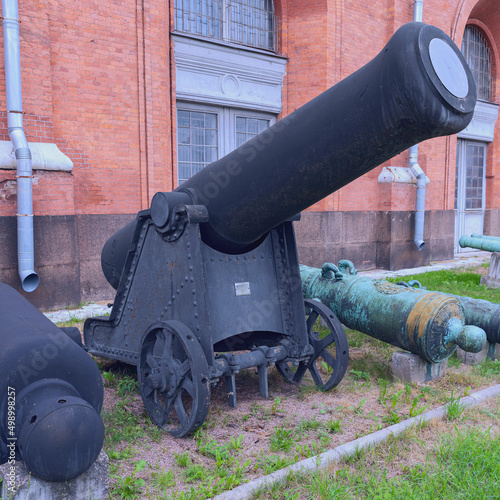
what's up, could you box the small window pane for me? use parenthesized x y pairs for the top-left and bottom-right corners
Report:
(178, 110), (190, 127)
(462, 26), (492, 101)
(227, 0), (275, 51)
(174, 0), (223, 39)
(177, 108), (218, 184)
(234, 115), (270, 147)
(205, 129), (217, 146)
(464, 142), (485, 210)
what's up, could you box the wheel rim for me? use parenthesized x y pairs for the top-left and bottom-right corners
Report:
(297, 299), (349, 391)
(137, 321), (209, 437)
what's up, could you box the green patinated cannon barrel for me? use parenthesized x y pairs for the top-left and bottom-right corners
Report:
(300, 263), (486, 363)
(459, 235), (500, 253)
(397, 280), (500, 345)
(102, 22), (477, 288)
(471, 234), (500, 241)
(451, 295), (500, 345)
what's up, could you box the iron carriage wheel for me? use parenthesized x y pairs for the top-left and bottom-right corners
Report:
(276, 298), (349, 390)
(137, 321), (210, 437)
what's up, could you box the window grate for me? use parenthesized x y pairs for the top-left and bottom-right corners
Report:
(462, 26), (492, 102)
(177, 109), (218, 184)
(174, 0), (276, 52)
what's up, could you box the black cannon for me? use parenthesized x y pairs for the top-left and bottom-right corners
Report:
(84, 22), (476, 436)
(0, 283), (104, 482)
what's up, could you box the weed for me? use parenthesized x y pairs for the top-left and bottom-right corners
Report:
(116, 376), (139, 396)
(111, 460), (146, 499)
(326, 418), (343, 434)
(317, 403), (334, 415)
(196, 435), (244, 464)
(320, 360), (333, 375)
(270, 425), (295, 452)
(184, 463), (206, 483)
(102, 401), (145, 446)
(447, 354), (462, 369)
(348, 398), (366, 416)
(350, 369), (370, 382)
(271, 396), (283, 415)
(152, 469), (176, 490)
(390, 389), (403, 411)
(475, 359), (500, 379)
(404, 382), (412, 400)
(446, 390), (466, 421)
(378, 378), (389, 403)
(409, 394), (428, 418)
(108, 447), (136, 461)
(298, 416), (322, 432)
(174, 451), (192, 467)
(344, 445), (365, 464)
(102, 371), (116, 385)
(258, 454), (295, 474)
(383, 410), (403, 425)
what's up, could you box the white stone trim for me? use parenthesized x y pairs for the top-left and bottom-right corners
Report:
(173, 35), (286, 113)
(0, 141), (73, 171)
(458, 100), (499, 142)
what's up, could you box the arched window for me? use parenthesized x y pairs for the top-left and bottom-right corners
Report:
(462, 25), (492, 101)
(175, 0), (276, 52)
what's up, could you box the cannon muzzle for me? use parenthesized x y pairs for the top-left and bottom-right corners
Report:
(103, 22), (476, 288)
(0, 283), (104, 481)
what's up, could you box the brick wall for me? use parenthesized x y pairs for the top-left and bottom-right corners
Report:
(0, 0), (498, 307)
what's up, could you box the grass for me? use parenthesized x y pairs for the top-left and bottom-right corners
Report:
(386, 266), (500, 303)
(253, 398), (500, 499)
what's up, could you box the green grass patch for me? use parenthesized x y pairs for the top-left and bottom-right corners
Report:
(387, 267), (500, 302)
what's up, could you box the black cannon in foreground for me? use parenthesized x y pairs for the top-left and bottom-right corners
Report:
(0, 283), (104, 482)
(84, 22), (476, 436)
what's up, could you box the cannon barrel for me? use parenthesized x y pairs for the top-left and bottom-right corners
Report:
(471, 234), (500, 241)
(300, 264), (486, 363)
(396, 279), (500, 345)
(0, 283), (104, 482)
(460, 235), (500, 253)
(102, 22), (476, 288)
(455, 295), (500, 344)
(178, 22), (475, 253)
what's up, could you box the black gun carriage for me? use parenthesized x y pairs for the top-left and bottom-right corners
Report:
(83, 22), (476, 436)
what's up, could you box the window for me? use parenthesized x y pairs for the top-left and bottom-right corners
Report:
(462, 26), (492, 101)
(174, 0), (276, 52)
(177, 103), (275, 184)
(177, 109), (218, 183)
(455, 141), (486, 210)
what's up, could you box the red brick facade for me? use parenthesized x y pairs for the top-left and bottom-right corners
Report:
(0, 0), (499, 308)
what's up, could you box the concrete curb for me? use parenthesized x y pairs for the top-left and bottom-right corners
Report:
(213, 384), (500, 500)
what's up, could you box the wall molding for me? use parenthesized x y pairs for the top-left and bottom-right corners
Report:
(0, 141), (73, 171)
(173, 35), (287, 113)
(458, 100), (499, 142)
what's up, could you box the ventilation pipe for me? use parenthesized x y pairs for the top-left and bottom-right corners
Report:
(2, 0), (39, 291)
(411, 0), (426, 251)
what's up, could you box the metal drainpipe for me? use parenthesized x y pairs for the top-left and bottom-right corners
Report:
(411, 0), (426, 251)
(2, 0), (39, 291)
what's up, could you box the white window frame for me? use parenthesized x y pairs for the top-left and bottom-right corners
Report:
(176, 101), (276, 184)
